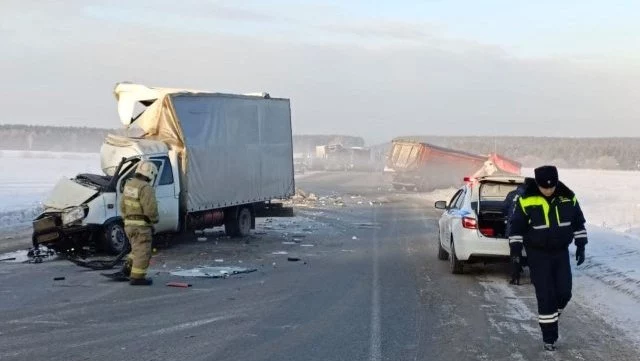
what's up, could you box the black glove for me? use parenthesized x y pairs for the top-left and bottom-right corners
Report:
(509, 255), (522, 285)
(576, 246), (585, 266)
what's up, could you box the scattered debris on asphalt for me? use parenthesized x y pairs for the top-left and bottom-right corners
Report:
(287, 257), (301, 262)
(167, 282), (192, 288)
(53, 277), (65, 281)
(170, 266), (257, 278)
(357, 223), (382, 229)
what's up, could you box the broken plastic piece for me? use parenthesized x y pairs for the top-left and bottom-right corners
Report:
(170, 266), (257, 278)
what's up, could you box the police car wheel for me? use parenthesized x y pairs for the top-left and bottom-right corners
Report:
(437, 239), (449, 261)
(449, 239), (464, 274)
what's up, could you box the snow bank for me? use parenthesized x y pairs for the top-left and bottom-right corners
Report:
(0, 151), (101, 228)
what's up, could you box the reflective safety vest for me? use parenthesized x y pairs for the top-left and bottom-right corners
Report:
(508, 182), (587, 251)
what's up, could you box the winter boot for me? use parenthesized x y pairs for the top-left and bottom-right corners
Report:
(544, 343), (557, 352)
(129, 277), (153, 286)
(101, 262), (131, 282)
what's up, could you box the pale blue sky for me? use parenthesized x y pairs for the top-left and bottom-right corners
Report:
(1, 0), (639, 142)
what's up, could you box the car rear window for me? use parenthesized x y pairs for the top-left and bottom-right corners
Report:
(478, 182), (520, 201)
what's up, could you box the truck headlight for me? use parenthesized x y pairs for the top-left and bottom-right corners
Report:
(62, 207), (86, 225)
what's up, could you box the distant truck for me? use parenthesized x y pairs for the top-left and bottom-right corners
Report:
(385, 140), (521, 191)
(32, 83), (295, 254)
(313, 144), (373, 171)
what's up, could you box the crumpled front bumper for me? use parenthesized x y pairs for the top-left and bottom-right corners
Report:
(32, 214), (92, 247)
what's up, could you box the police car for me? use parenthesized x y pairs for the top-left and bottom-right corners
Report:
(434, 175), (525, 274)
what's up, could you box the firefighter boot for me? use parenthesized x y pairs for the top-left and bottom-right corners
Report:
(129, 277), (153, 286)
(101, 260), (132, 282)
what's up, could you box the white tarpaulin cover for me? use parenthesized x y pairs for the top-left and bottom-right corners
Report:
(114, 84), (295, 213)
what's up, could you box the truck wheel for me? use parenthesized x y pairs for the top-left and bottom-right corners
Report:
(225, 207), (253, 238)
(103, 222), (129, 255)
(437, 239), (449, 261)
(449, 239), (464, 274)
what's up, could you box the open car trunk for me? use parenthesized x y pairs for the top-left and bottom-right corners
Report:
(472, 180), (522, 239)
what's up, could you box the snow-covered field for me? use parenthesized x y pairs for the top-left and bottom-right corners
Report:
(0, 150), (101, 228)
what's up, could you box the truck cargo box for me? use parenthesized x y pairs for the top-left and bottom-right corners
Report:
(109, 85), (295, 213)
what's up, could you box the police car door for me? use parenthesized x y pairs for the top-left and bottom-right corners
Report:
(150, 156), (180, 233)
(441, 189), (464, 246)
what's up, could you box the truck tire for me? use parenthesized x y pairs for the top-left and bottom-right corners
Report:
(449, 238), (464, 274)
(225, 206), (253, 238)
(103, 222), (129, 255)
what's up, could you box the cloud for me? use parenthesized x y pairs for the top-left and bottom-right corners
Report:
(317, 20), (436, 41)
(1, 2), (639, 144)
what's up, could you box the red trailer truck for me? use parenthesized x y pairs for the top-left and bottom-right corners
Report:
(385, 140), (521, 191)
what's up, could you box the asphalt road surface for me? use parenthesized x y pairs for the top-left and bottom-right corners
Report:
(0, 171), (637, 361)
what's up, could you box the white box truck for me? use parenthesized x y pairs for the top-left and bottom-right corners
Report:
(32, 83), (295, 253)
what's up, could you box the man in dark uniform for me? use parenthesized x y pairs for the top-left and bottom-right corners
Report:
(503, 180), (529, 285)
(508, 166), (587, 351)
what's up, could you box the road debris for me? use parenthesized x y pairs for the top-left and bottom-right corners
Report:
(170, 266), (257, 278)
(167, 282), (192, 288)
(282, 241), (296, 245)
(272, 251), (289, 255)
(197, 237), (208, 242)
(53, 277), (66, 281)
(352, 236), (358, 240)
(214, 259), (224, 263)
(300, 244), (314, 247)
(356, 223), (382, 229)
(287, 257), (301, 262)
(0, 257), (17, 262)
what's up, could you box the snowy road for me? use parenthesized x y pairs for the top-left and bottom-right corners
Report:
(0, 171), (638, 360)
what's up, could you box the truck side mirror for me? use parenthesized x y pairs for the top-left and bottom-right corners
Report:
(434, 201), (447, 210)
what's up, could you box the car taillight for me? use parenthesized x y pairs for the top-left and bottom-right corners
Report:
(462, 217), (477, 229)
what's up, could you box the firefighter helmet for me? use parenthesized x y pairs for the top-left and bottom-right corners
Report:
(136, 161), (158, 183)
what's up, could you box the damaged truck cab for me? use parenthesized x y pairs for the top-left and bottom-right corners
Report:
(32, 82), (295, 254)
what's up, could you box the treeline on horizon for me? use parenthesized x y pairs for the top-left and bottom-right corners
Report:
(1, 125), (639, 170)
